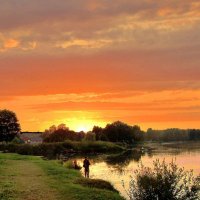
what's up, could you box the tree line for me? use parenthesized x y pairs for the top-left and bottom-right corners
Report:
(146, 128), (200, 142)
(1, 109), (200, 143)
(42, 121), (144, 143)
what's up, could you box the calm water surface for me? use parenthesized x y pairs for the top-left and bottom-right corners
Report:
(75, 143), (200, 199)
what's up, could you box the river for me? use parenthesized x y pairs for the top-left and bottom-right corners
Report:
(75, 142), (200, 199)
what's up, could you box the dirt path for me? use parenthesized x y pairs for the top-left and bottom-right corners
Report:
(0, 159), (59, 200)
(0, 154), (124, 200)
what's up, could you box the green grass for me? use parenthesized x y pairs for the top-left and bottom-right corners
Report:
(0, 158), (15, 200)
(74, 178), (118, 192)
(0, 153), (124, 200)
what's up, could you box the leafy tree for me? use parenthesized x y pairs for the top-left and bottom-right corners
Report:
(102, 121), (143, 143)
(0, 109), (21, 142)
(131, 125), (144, 141)
(42, 124), (85, 142)
(189, 129), (200, 140)
(92, 126), (103, 140)
(57, 123), (69, 131)
(124, 159), (200, 200)
(103, 121), (132, 142)
(84, 131), (96, 141)
(42, 125), (57, 139)
(43, 129), (69, 142)
(146, 128), (190, 142)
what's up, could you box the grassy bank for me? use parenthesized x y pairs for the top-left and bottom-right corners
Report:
(0, 153), (124, 200)
(0, 141), (124, 158)
(136, 141), (200, 151)
(161, 141), (200, 149)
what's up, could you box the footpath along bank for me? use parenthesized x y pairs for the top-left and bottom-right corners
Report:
(0, 153), (124, 200)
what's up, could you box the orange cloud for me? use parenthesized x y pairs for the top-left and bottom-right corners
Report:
(0, 0), (200, 131)
(87, 0), (105, 11)
(1, 88), (200, 131)
(4, 39), (20, 49)
(57, 39), (112, 49)
(157, 8), (174, 17)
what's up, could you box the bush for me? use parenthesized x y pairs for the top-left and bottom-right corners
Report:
(63, 160), (81, 170)
(75, 178), (118, 192)
(73, 141), (123, 153)
(124, 159), (200, 200)
(63, 160), (74, 169)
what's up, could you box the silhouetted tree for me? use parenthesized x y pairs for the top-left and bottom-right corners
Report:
(42, 124), (85, 142)
(189, 129), (200, 140)
(131, 125), (144, 141)
(84, 131), (96, 141)
(92, 126), (103, 140)
(0, 109), (21, 142)
(76, 131), (85, 141)
(102, 121), (143, 143)
(57, 123), (69, 131)
(146, 128), (190, 142)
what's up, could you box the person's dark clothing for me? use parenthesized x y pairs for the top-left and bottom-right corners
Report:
(83, 159), (90, 170)
(83, 158), (90, 178)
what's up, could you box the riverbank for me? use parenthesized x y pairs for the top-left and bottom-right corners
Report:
(0, 141), (124, 158)
(135, 141), (200, 153)
(0, 153), (124, 200)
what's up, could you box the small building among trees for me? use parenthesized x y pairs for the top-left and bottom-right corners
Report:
(19, 132), (43, 144)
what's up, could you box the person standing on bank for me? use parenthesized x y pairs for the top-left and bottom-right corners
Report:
(83, 157), (90, 178)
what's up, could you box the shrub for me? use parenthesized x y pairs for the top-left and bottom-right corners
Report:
(123, 159), (200, 200)
(75, 178), (118, 192)
(63, 160), (74, 169)
(63, 160), (82, 170)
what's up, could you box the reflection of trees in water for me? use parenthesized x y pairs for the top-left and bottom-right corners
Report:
(105, 150), (143, 172)
(147, 151), (154, 158)
(71, 154), (107, 166)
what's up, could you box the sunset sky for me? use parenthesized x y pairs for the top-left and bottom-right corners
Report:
(1, 0), (200, 132)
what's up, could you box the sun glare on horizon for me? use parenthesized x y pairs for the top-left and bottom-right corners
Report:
(68, 119), (107, 133)
(40, 116), (108, 133)
(76, 126), (90, 133)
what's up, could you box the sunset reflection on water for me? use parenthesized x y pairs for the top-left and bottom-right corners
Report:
(76, 147), (200, 199)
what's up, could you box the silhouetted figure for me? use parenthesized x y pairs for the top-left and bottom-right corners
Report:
(83, 157), (90, 178)
(73, 160), (79, 169)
